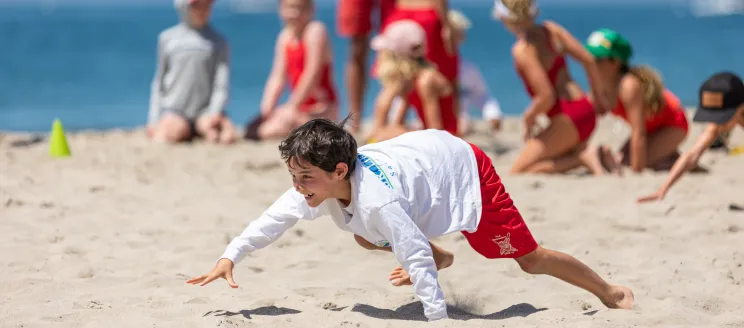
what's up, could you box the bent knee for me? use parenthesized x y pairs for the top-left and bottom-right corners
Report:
(515, 248), (542, 274)
(154, 114), (192, 142)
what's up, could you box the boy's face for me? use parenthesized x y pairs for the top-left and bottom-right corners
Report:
(287, 158), (348, 208)
(280, 0), (312, 27)
(189, 0), (213, 28)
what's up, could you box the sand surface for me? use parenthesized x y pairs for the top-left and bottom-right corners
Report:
(1, 116), (743, 328)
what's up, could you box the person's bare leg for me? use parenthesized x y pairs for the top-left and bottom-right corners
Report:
(511, 115), (581, 174)
(575, 145), (622, 176)
(620, 127), (687, 169)
(346, 36), (369, 134)
(353, 234), (453, 286)
(257, 109), (300, 140)
(195, 114), (221, 143)
(515, 246), (634, 309)
(216, 116), (238, 144)
(151, 113), (192, 143)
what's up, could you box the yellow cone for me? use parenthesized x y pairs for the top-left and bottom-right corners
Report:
(49, 119), (71, 158)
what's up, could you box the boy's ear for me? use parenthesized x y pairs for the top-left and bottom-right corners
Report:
(334, 163), (349, 180)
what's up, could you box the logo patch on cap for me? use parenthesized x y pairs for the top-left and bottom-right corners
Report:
(587, 31), (612, 49)
(701, 91), (724, 108)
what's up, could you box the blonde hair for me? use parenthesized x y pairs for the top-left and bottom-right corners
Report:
(375, 51), (428, 86)
(501, 0), (535, 22)
(624, 65), (665, 114)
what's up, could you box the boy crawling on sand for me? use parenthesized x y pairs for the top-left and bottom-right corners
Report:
(188, 116), (634, 321)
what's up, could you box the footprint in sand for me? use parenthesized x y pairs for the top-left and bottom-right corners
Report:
(4, 198), (24, 207)
(77, 268), (95, 279)
(184, 297), (213, 304)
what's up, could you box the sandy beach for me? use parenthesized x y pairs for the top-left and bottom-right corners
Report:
(1, 115), (743, 328)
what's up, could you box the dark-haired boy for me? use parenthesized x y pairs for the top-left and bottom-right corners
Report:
(188, 117), (634, 321)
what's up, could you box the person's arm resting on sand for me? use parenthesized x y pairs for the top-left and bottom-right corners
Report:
(638, 123), (720, 202)
(619, 77), (648, 173)
(188, 189), (316, 287)
(370, 202), (448, 321)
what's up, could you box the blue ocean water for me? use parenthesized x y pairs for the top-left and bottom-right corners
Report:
(1, 2), (743, 132)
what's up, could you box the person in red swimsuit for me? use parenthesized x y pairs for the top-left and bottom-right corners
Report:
(337, 0), (396, 133)
(638, 71), (744, 202)
(586, 29), (689, 173)
(370, 0), (460, 137)
(365, 20), (456, 143)
(244, 0), (338, 141)
(494, 0), (619, 176)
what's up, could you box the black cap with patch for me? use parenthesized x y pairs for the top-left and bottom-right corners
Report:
(693, 71), (744, 124)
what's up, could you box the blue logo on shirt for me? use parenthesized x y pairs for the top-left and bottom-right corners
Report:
(374, 240), (390, 248)
(358, 153), (394, 190)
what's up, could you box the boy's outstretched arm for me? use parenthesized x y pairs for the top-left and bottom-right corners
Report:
(188, 189), (317, 287)
(371, 202), (448, 321)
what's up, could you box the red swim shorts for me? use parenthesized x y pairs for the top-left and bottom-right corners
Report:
(337, 0), (395, 37)
(461, 143), (538, 259)
(559, 97), (597, 143)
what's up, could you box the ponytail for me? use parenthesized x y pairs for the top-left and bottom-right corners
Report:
(624, 65), (665, 114)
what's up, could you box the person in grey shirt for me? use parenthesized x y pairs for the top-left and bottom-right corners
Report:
(147, 0), (237, 144)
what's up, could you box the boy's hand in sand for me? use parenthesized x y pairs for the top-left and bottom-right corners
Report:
(187, 258), (239, 288)
(637, 189), (666, 203)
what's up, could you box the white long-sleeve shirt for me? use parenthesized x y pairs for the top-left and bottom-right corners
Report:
(220, 129), (483, 321)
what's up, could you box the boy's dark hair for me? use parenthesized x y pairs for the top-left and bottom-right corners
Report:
(278, 114), (357, 179)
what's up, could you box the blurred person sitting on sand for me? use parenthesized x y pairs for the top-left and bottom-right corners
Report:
(368, 0), (461, 140)
(386, 9), (504, 137)
(243, 0), (338, 141)
(187, 115), (635, 321)
(638, 71), (744, 203)
(494, 0), (619, 176)
(147, 0), (237, 144)
(365, 20), (454, 143)
(586, 29), (690, 173)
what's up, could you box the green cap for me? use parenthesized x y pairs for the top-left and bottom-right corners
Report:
(585, 28), (633, 63)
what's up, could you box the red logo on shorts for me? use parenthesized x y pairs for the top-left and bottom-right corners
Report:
(492, 233), (518, 255)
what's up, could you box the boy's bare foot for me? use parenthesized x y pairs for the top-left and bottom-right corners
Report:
(602, 285), (634, 310)
(388, 251), (454, 286)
